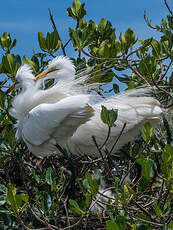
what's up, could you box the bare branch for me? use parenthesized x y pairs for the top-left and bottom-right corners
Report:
(109, 123), (126, 155)
(164, 0), (173, 15)
(49, 9), (66, 56)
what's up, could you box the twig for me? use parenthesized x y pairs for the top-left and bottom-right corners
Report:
(159, 60), (173, 81)
(63, 196), (71, 228)
(92, 136), (105, 162)
(158, 179), (165, 205)
(162, 115), (172, 145)
(126, 212), (165, 227)
(144, 11), (157, 30)
(81, 49), (122, 61)
(130, 175), (143, 190)
(99, 127), (111, 150)
(49, 9), (66, 56)
(133, 200), (156, 221)
(120, 160), (136, 186)
(37, 205), (55, 230)
(161, 180), (172, 209)
(151, 75), (173, 98)
(62, 216), (84, 230)
(125, 38), (153, 60)
(63, 39), (71, 49)
(164, 0), (173, 15)
(109, 123), (127, 155)
(0, 85), (11, 88)
(92, 135), (111, 175)
(18, 214), (49, 230)
(17, 215), (31, 230)
(126, 61), (150, 85)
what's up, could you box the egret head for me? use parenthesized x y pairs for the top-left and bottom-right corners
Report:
(7, 56), (75, 93)
(36, 56), (75, 82)
(7, 65), (36, 93)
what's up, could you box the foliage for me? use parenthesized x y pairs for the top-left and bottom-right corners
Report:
(0, 0), (173, 229)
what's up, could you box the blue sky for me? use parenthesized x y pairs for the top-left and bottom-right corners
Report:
(0, 0), (172, 58)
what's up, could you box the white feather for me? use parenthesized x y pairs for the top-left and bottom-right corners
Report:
(9, 56), (164, 158)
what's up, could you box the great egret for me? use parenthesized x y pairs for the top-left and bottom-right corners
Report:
(9, 56), (164, 158)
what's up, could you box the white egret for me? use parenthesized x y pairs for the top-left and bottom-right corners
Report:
(9, 56), (164, 158)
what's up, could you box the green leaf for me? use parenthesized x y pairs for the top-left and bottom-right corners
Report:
(0, 184), (7, 194)
(168, 221), (173, 229)
(0, 195), (6, 206)
(141, 122), (152, 144)
(50, 31), (61, 51)
(138, 156), (153, 181)
(162, 144), (173, 163)
(23, 56), (38, 74)
(114, 177), (120, 194)
(2, 54), (20, 76)
(67, 0), (86, 20)
(45, 167), (53, 185)
(32, 169), (40, 184)
(38, 31), (61, 54)
(9, 38), (17, 50)
(72, 0), (82, 17)
(154, 204), (162, 216)
(151, 39), (162, 59)
(121, 185), (131, 204)
(69, 199), (86, 215)
(98, 41), (110, 57)
(7, 183), (18, 214)
(124, 28), (136, 47)
(7, 183), (28, 214)
(0, 91), (6, 111)
(101, 105), (118, 127)
(138, 55), (157, 79)
(0, 32), (11, 49)
(38, 32), (47, 52)
(85, 172), (99, 196)
(106, 220), (120, 230)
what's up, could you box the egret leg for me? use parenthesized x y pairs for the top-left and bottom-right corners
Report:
(55, 144), (76, 199)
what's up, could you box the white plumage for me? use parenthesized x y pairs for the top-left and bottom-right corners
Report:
(9, 56), (164, 158)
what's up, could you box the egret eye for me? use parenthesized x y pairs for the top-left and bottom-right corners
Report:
(15, 82), (22, 94)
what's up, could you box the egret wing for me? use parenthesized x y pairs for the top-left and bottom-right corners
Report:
(22, 95), (93, 146)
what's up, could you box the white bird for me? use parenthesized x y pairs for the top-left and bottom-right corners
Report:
(9, 56), (164, 158)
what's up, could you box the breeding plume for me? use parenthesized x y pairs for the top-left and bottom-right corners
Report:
(9, 56), (164, 158)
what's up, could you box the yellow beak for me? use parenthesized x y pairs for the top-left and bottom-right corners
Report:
(35, 66), (56, 80)
(7, 66), (57, 93)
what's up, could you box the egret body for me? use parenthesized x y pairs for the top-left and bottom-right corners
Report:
(9, 56), (164, 158)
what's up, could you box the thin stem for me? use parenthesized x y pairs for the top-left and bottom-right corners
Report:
(109, 123), (127, 155)
(92, 135), (105, 162)
(49, 9), (66, 56)
(125, 38), (153, 60)
(163, 115), (172, 145)
(62, 216), (84, 230)
(99, 126), (111, 150)
(126, 60), (150, 85)
(64, 39), (71, 48)
(81, 48), (122, 61)
(164, 0), (173, 15)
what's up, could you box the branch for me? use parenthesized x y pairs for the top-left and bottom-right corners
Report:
(99, 126), (111, 150)
(162, 115), (172, 145)
(81, 48), (122, 61)
(164, 0), (173, 15)
(92, 135), (105, 162)
(125, 38), (153, 60)
(109, 123), (127, 155)
(49, 9), (66, 56)
(144, 11), (157, 30)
